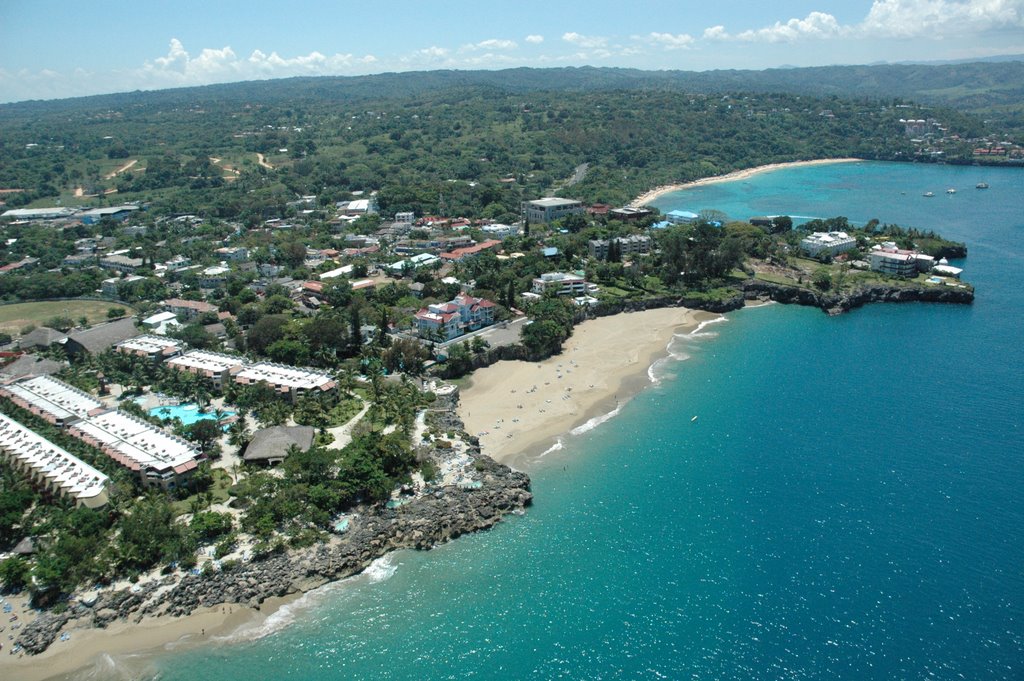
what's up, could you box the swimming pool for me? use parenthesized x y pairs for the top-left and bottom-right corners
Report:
(148, 403), (235, 426)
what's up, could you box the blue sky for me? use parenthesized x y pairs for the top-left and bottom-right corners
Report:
(1, 0), (1022, 103)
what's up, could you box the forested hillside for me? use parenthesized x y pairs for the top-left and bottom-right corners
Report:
(0, 61), (1019, 220)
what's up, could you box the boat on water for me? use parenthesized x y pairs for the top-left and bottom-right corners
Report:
(923, 191), (935, 197)
(946, 188), (956, 194)
(976, 182), (990, 189)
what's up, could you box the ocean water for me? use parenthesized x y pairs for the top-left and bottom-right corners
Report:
(111, 162), (1022, 680)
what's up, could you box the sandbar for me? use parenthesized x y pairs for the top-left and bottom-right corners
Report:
(459, 307), (720, 469)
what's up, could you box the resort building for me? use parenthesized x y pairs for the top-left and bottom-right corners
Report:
(63, 318), (141, 358)
(800, 232), (858, 258)
(99, 253), (144, 274)
(608, 207), (654, 222)
(0, 412), (110, 508)
(67, 410), (202, 490)
(868, 250), (919, 277)
(114, 334), (185, 361)
(0, 375), (105, 427)
(415, 293), (496, 342)
(522, 198), (584, 224)
(531, 272), (595, 297)
(167, 349), (248, 390)
(233, 362), (336, 401)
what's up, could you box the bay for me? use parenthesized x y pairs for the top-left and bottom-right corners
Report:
(123, 162), (1024, 680)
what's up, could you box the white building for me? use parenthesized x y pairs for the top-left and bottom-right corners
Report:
(115, 334), (185, 361)
(0, 375), (105, 427)
(0, 413), (110, 508)
(166, 350), (248, 390)
(522, 198), (584, 224)
(800, 232), (858, 257)
(480, 223), (520, 240)
(67, 411), (202, 490)
(233, 362), (336, 401)
(531, 272), (595, 297)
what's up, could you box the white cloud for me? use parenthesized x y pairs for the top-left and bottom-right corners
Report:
(562, 32), (608, 48)
(525, 34), (544, 44)
(460, 38), (518, 52)
(703, 1), (1024, 44)
(862, 0), (1024, 37)
(721, 11), (845, 43)
(417, 46), (450, 59)
(647, 32), (696, 49)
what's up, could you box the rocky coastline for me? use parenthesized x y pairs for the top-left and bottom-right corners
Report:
(14, 410), (532, 656)
(741, 279), (975, 315)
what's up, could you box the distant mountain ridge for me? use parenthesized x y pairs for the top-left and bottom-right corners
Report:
(2, 60), (1022, 122)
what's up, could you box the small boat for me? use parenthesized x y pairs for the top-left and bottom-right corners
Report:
(976, 182), (989, 189)
(946, 188), (956, 194)
(690, 415), (698, 422)
(923, 191), (935, 197)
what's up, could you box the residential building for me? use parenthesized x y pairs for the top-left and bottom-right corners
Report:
(198, 264), (230, 289)
(141, 311), (181, 335)
(166, 349), (247, 390)
(480, 223), (519, 240)
(415, 293), (496, 342)
(588, 235), (653, 260)
(99, 253), (144, 274)
(869, 250), (919, 277)
(62, 253), (96, 269)
(163, 298), (218, 321)
(800, 232), (858, 257)
(101, 274), (144, 298)
(531, 272), (594, 297)
(214, 246), (249, 262)
(608, 207), (654, 222)
(114, 334), (185, 361)
(522, 198), (584, 224)
(233, 362), (336, 401)
(0, 413), (110, 508)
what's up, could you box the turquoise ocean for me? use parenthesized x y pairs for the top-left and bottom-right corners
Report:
(95, 162), (1023, 680)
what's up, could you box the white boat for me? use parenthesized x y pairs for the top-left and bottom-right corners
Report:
(976, 182), (989, 189)
(923, 191), (935, 197)
(946, 188), (956, 194)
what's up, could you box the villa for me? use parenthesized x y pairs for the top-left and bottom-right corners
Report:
(415, 293), (496, 342)
(531, 272), (596, 297)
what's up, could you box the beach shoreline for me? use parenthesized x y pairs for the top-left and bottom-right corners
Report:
(459, 307), (721, 470)
(630, 158), (863, 207)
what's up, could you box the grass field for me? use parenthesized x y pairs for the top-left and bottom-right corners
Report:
(0, 300), (136, 337)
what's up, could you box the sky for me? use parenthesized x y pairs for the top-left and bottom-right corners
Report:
(0, 0), (1022, 103)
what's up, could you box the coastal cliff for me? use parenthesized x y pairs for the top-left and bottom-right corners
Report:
(14, 423), (532, 655)
(742, 280), (974, 315)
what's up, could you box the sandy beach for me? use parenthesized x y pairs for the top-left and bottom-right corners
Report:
(459, 307), (720, 469)
(630, 157), (863, 207)
(0, 596), (271, 681)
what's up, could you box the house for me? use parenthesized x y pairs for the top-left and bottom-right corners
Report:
(415, 293), (496, 342)
(114, 334), (185, 361)
(531, 272), (595, 297)
(63, 318), (141, 358)
(62, 253), (97, 269)
(0, 257), (40, 274)
(214, 246), (249, 262)
(0, 412), (110, 508)
(166, 349), (247, 390)
(141, 311), (182, 335)
(233, 362), (336, 402)
(522, 198), (584, 223)
(800, 232), (857, 258)
(163, 298), (218, 321)
(608, 207), (653, 222)
(243, 425), (315, 466)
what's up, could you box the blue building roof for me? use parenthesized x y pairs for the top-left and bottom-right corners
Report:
(541, 247), (560, 257)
